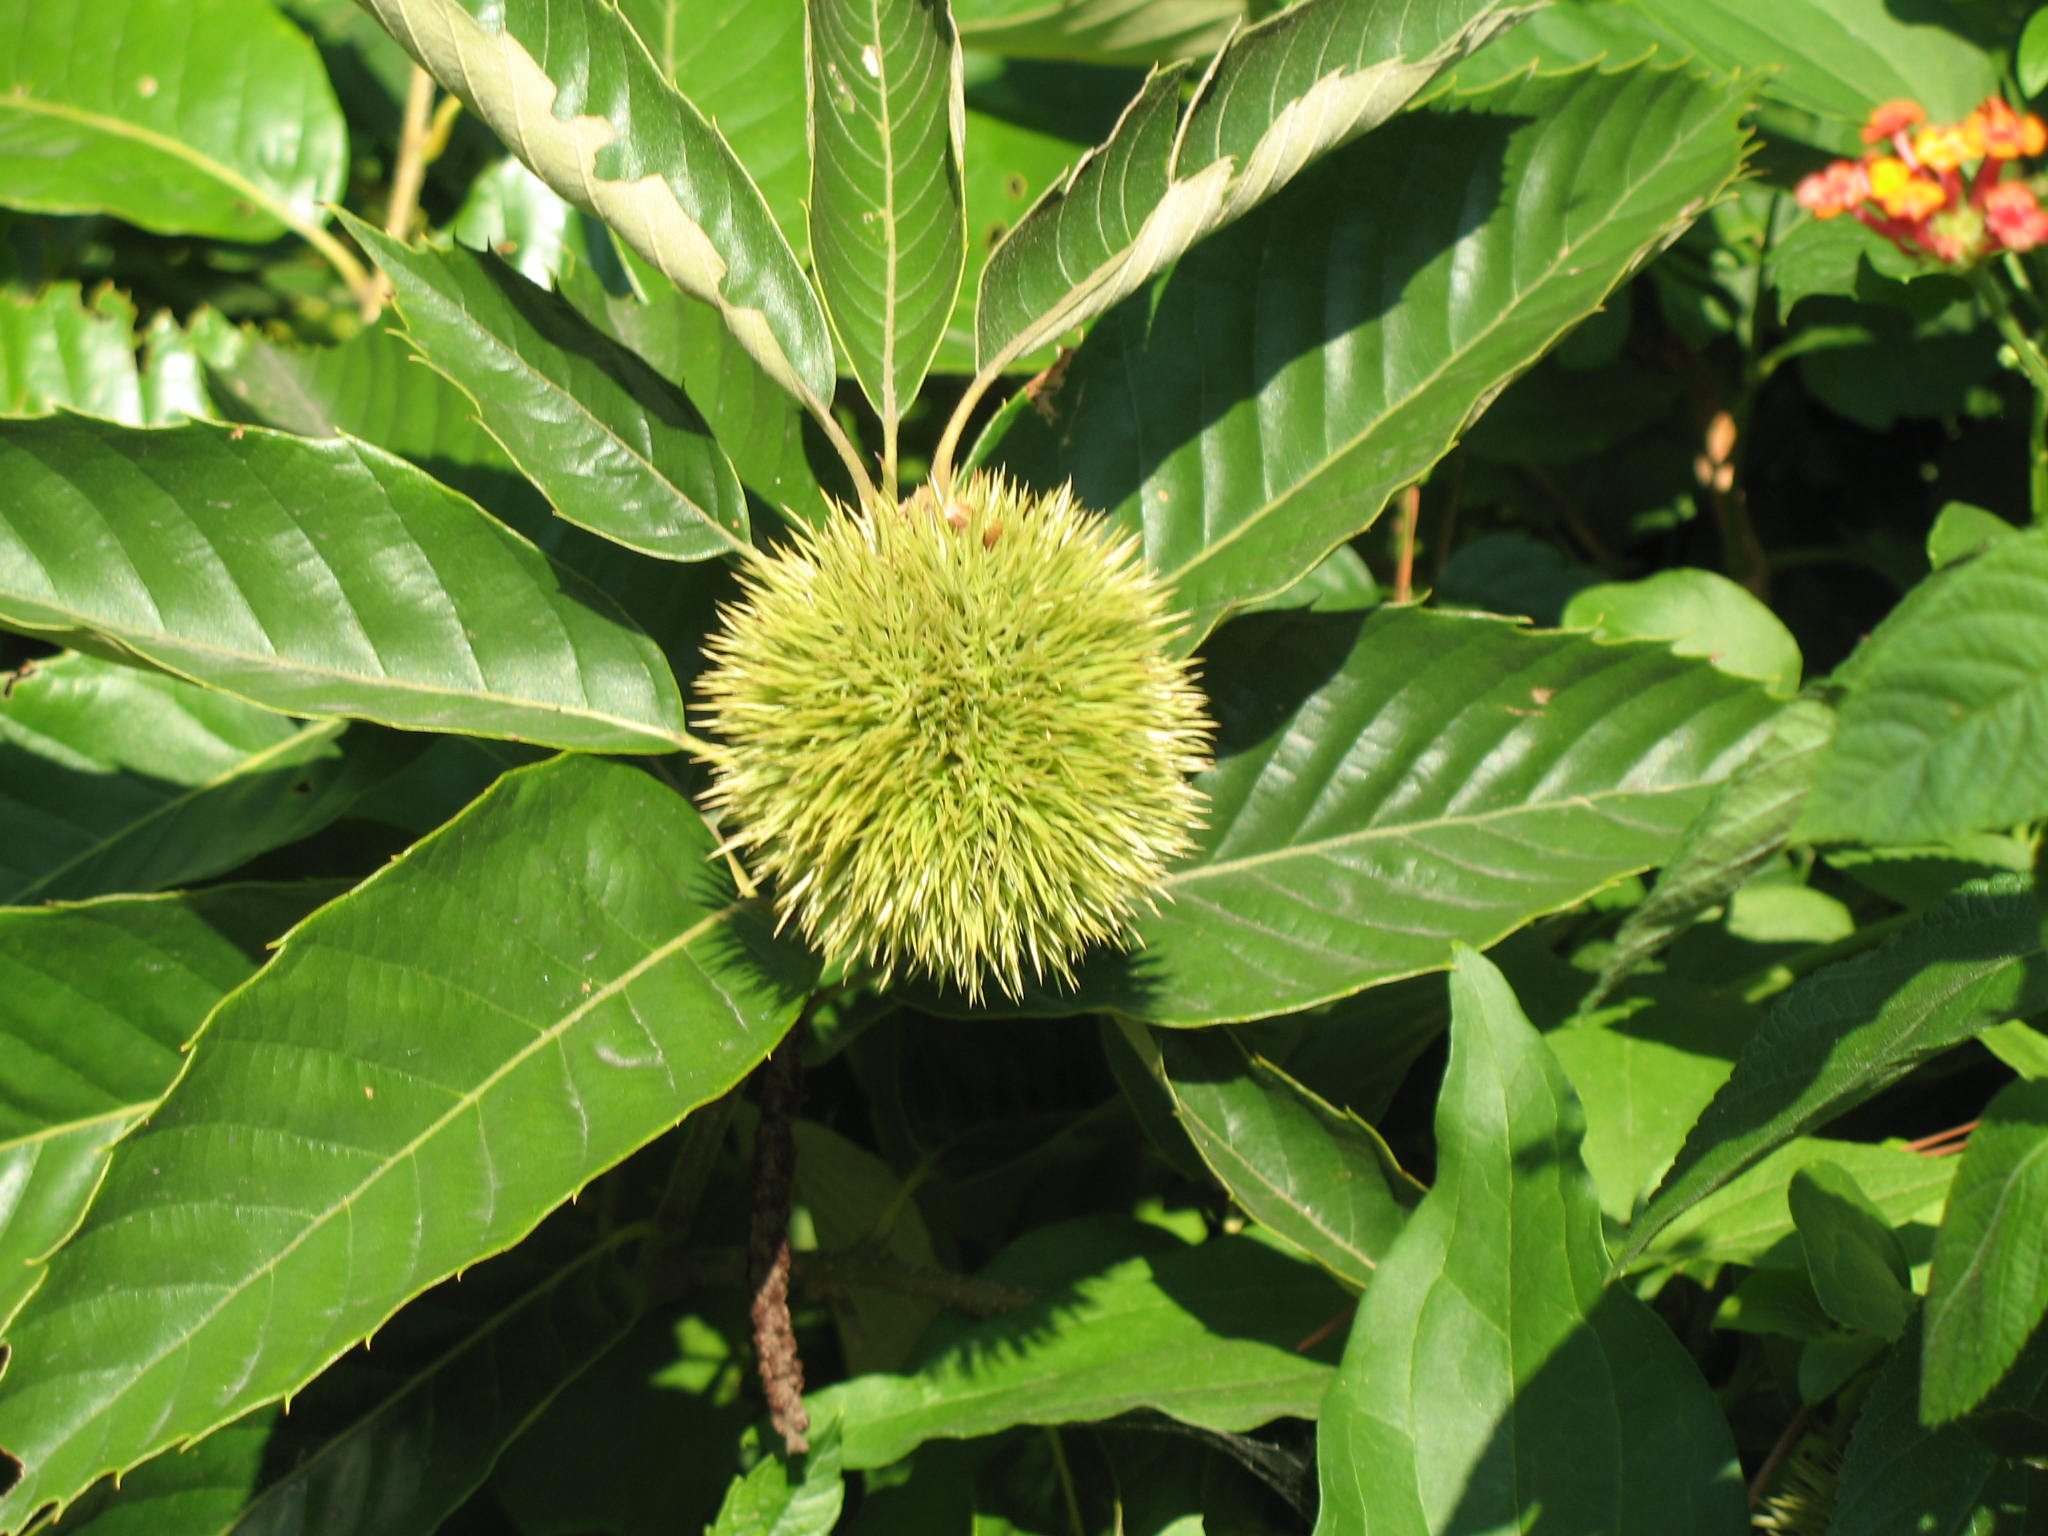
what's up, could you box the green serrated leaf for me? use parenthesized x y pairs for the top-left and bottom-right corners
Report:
(707, 1412), (846, 1536)
(1800, 525), (2048, 847)
(1589, 698), (1834, 1006)
(968, 605), (1778, 1026)
(1792, 1162), (1914, 1340)
(1921, 1077), (2048, 1422)
(1312, 948), (1746, 1535)
(356, 0), (835, 410)
(625, 0), (812, 250)
(1623, 875), (2048, 1268)
(0, 0), (346, 242)
(953, 0), (1244, 65)
(0, 755), (814, 1527)
(0, 415), (689, 753)
(0, 653), (408, 904)
(1133, 1025), (1421, 1290)
(969, 0), (1530, 384)
(0, 285), (199, 425)
(988, 62), (1755, 644)
(0, 885), (329, 1335)
(348, 217), (750, 562)
(1632, 0), (2000, 125)
(47, 1216), (642, 1536)
(807, 1219), (1347, 1470)
(808, 0), (966, 429)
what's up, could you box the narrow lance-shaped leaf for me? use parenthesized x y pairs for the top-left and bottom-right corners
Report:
(0, 416), (689, 753)
(1313, 948), (1746, 1535)
(962, 605), (1779, 1026)
(0, 0), (346, 243)
(347, 217), (751, 562)
(0, 886), (331, 1336)
(1622, 875), (2048, 1269)
(1921, 1076), (2048, 1424)
(972, 0), (1534, 380)
(808, 0), (967, 429)
(0, 755), (815, 1527)
(987, 62), (1756, 645)
(354, 0), (836, 411)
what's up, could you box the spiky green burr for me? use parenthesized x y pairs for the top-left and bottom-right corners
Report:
(694, 471), (1212, 1002)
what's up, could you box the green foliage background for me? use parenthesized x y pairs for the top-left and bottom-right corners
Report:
(1, 0), (2047, 1532)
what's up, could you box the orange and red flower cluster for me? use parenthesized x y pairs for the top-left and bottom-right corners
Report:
(1796, 98), (2048, 264)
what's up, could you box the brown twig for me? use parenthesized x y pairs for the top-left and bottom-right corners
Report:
(384, 65), (437, 241)
(1392, 484), (1422, 604)
(1908, 1119), (1979, 1156)
(748, 1033), (809, 1454)
(1748, 1401), (1817, 1509)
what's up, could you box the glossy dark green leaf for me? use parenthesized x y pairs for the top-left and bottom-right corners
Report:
(355, 0), (835, 410)
(808, 0), (966, 428)
(349, 220), (750, 561)
(1791, 1162), (1913, 1340)
(560, 242), (832, 520)
(971, 0), (1529, 383)
(706, 1413), (845, 1536)
(1623, 876), (2048, 1268)
(988, 63), (1754, 643)
(1922, 1077), (2048, 1422)
(0, 415), (688, 752)
(0, 0), (346, 242)
(1313, 948), (1746, 1535)
(809, 1221), (1347, 1470)
(1588, 699), (1834, 1007)
(0, 653), (409, 904)
(1799, 525), (2048, 847)
(0, 885), (326, 1335)
(1133, 1024), (1420, 1290)
(46, 1217), (641, 1536)
(0, 754), (815, 1527)
(990, 605), (1778, 1026)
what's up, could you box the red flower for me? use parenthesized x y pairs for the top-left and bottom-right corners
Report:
(1969, 97), (2048, 160)
(1863, 99), (1927, 144)
(1985, 181), (2048, 251)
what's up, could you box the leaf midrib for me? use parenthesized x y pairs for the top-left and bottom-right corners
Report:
(13, 716), (343, 903)
(0, 591), (682, 749)
(1160, 768), (1720, 890)
(14, 895), (750, 1490)
(0, 93), (309, 238)
(1160, 77), (1733, 599)
(385, 269), (749, 556)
